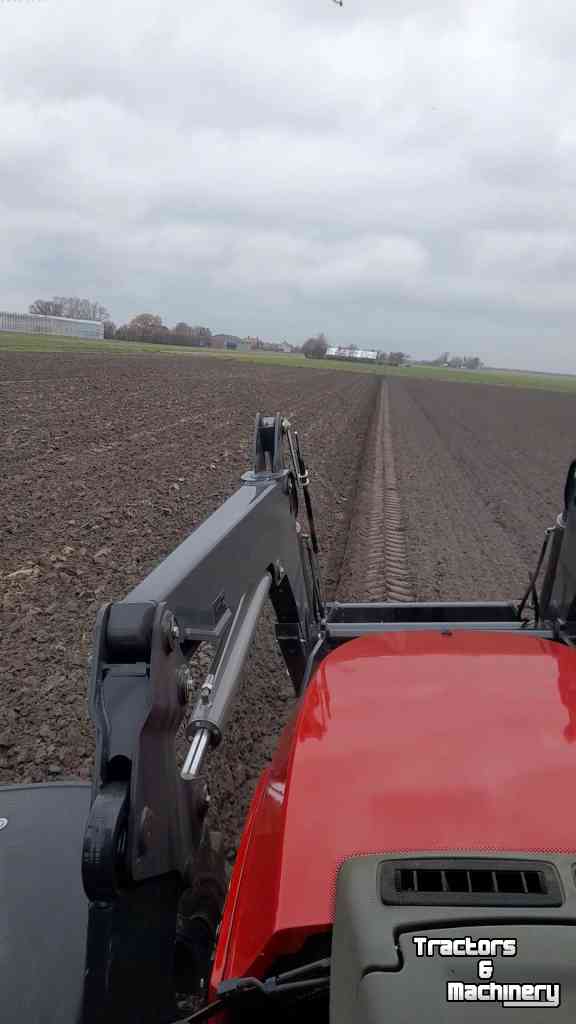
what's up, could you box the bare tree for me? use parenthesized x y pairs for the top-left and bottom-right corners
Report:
(29, 299), (64, 316)
(126, 313), (166, 342)
(103, 320), (116, 339)
(432, 351), (450, 366)
(190, 326), (212, 347)
(170, 322), (195, 347)
(302, 333), (328, 359)
(172, 322), (193, 338)
(30, 297), (110, 321)
(54, 297), (110, 321)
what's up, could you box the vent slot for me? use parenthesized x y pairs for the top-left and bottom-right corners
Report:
(381, 859), (562, 906)
(395, 867), (546, 896)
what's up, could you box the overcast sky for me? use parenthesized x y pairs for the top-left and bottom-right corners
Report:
(2, 1), (576, 370)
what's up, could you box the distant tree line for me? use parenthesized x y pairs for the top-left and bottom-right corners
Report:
(28, 299), (214, 347)
(114, 314), (213, 347)
(26, 299), (485, 368)
(30, 296), (110, 323)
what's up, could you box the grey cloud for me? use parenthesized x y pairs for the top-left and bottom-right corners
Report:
(1, 0), (576, 370)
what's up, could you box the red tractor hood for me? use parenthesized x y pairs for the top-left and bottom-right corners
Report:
(213, 631), (576, 981)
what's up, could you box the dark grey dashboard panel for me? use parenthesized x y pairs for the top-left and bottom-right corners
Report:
(359, 925), (575, 1022)
(331, 852), (576, 1024)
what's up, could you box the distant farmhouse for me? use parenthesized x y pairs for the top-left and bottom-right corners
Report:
(0, 310), (104, 340)
(326, 346), (379, 363)
(210, 335), (293, 354)
(241, 337), (293, 353)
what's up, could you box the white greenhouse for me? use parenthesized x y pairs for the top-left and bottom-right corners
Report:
(0, 311), (104, 340)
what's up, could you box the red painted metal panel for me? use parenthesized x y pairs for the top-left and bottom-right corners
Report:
(212, 631), (576, 985)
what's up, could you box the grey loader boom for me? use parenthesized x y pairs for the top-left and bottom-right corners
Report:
(80, 413), (324, 1022)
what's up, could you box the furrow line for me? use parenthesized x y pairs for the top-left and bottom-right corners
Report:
(337, 379), (413, 603)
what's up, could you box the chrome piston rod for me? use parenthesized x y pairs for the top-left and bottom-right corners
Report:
(181, 573), (273, 779)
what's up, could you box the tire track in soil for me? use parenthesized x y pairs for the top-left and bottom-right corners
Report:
(337, 379), (413, 603)
(389, 378), (546, 602)
(392, 377), (575, 576)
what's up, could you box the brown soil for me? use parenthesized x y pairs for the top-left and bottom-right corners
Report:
(389, 377), (576, 602)
(2, 353), (574, 857)
(0, 351), (377, 855)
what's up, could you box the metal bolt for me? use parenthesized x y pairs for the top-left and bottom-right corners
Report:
(161, 611), (180, 652)
(200, 682), (213, 706)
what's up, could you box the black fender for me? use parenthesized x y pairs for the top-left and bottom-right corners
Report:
(0, 782), (91, 1024)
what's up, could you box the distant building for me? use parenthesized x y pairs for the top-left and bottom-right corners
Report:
(0, 310), (104, 339)
(210, 334), (251, 352)
(210, 334), (244, 350)
(326, 346), (378, 363)
(225, 338), (251, 352)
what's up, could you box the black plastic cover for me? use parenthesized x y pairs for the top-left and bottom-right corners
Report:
(0, 782), (90, 1024)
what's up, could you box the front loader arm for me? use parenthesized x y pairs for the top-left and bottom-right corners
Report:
(79, 414), (323, 1023)
(539, 460), (576, 633)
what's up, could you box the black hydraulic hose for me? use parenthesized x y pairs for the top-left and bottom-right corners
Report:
(273, 957), (331, 984)
(517, 529), (552, 621)
(173, 958), (331, 1021)
(294, 430), (320, 555)
(283, 422), (324, 617)
(283, 423), (320, 554)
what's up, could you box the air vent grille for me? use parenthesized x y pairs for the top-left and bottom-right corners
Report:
(397, 867), (545, 896)
(380, 859), (562, 907)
